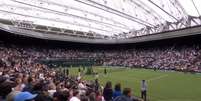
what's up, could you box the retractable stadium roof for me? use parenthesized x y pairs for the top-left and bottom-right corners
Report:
(0, 0), (200, 39)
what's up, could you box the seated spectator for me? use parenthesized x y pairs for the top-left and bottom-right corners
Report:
(70, 90), (80, 101)
(13, 78), (23, 91)
(14, 91), (37, 101)
(48, 82), (57, 97)
(0, 81), (15, 101)
(23, 77), (34, 93)
(6, 91), (20, 101)
(88, 92), (96, 101)
(96, 91), (104, 101)
(78, 81), (87, 96)
(80, 95), (89, 101)
(113, 88), (132, 101)
(53, 91), (69, 101)
(33, 82), (53, 101)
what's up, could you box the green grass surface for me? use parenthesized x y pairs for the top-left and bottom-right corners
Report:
(63, 67), (201, 101)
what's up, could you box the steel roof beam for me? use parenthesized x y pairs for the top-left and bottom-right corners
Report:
(130, 0), (164, 23)
(10, 0), (128, 31)
(84, 0), (155, 26)
(174, 0), (188, 16)
(136, 0), (165, 21)
(148, 0), (187, 26)
(0, 9), (118, 34)
(74, 0), (154, 27)
(38, 0), (130, 29)
(191, 0), (201, 17)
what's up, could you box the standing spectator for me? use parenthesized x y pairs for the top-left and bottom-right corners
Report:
(141, 80), (147, 101)
(104, 68), (107, 75)
(103, 81), (113, 101)
(66, 68), (69, 76)
(78, 68), (81, 75)
(113, 83), (122, 99)
(94, 79), (100, 91)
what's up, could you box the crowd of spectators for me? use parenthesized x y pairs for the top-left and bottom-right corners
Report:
(0, 43), (201, 101)
(1, 43), (199, 72)
(103, 46), (201, 72)
(0, 43), (143, 101)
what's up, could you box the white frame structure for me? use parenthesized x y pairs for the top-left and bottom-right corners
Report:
(0, 0), (200, 39)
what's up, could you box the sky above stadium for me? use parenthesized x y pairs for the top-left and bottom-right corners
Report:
(0, 0), (200, 36)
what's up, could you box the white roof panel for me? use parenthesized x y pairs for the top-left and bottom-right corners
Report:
(0, 0), (200, 36)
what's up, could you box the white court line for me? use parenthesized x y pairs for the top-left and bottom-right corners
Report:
(147, 74), (169, 82)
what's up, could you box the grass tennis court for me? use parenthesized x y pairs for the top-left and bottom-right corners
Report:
(64, 67), (201, 101)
